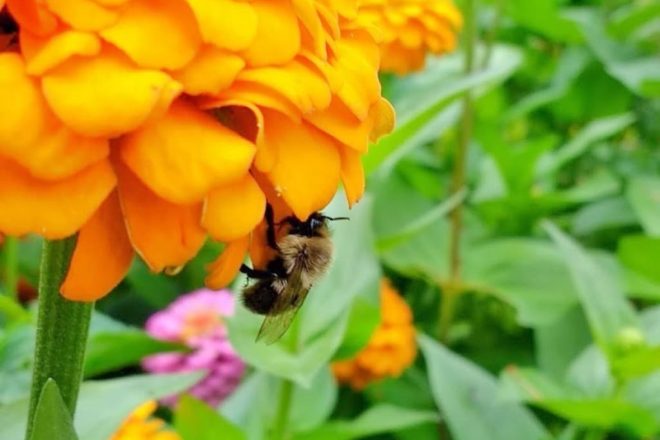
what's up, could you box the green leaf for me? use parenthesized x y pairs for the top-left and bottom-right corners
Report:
(571, 197), (638, 236)
(537, 113), (636, 176)
(29, 380), (78, 440)
(505, 0), (582, 43)
(543, 221), (639, 354)
(501, 367), (656, 436)
(75, 373), (203, 440)
(627, 176), (660, 236)
(0, 295), (30, 328)
(85, 331), (184, 378)
(618, 235), (660, 284)
(365, 45), (522, 174)
(294, 404), (438, 440)
(175, 395), (245, 440)
(332, 297), (380, 361)
(419, 334), (548, 440)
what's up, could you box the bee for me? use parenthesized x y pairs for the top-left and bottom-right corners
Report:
(240, 204), (347, 344)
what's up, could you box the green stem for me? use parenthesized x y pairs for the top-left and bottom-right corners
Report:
(440, 0), (478, 342)
(26, 237), (93, 439)
(271, 318), (301, 440)
(3, 236), (19, 300)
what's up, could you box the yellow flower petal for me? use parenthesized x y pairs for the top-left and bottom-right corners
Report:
(171, 45), (244, 96)
(44, 0), (120, 32)
(115, 160), (206, 273)
(61, 191), (133, 301)
(0, 53), (110, 180)
(205, 235), (249, 289)
(119, 100), (256, 204)
(21, 29), (101, 75)
(0, 157), (116, 238)
(338, 144), (364, 207)
(203, 174), (266, 242)
(263, 111), (341, 220)
(100, 0), (201, 70)
(242, 0), (300, 67)
(185, 0), (258, 51)
(41, 47), (182, 138)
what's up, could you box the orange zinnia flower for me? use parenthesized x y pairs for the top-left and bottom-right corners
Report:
(356, 0), (462, 74)
(0, 0), (394, 301)
(332, 279), (417, 389)
(110, 401), (180, 440)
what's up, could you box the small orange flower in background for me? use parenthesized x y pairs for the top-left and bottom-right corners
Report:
(0, 0), (395, 301)
(332, 279), (417, 389)
(356, 0), (463, 74)
(110, 401), (179, 440)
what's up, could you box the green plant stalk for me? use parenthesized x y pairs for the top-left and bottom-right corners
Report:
(3, 236), (19, 300)
(440, 0), (477, 342)
(26, 236), (93, 439)
(271, 318), (301, 440)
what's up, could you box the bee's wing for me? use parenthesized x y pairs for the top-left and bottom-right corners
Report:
(256, 269), (310, 344)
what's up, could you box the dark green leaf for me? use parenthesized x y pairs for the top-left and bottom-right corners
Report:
(175, 395), (245, 440)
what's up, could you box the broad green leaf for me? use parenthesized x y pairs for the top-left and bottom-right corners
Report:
(505, 0), (582, 43)
(85, 331), (183, 378)
(221, 369), (337, 439)
(567, 9), (660, 97)
(543, 221), (639, 354)
(294, 404), (438, 440)
(618, 235), (660, 284)
(571, 197), (638, 236)
(537, 113), (636, 176)
(332, 297), (380, 361)
(501, 367), (656, 436)
(627, 176), (660, 236)
(535, 306), (591, 380)
(228, 194), (380, 386)
(29, 380), (78, 440)
(175, 395), (245, 440)
(75, 373), (202, 440)
(0, 325), (34, 404)
(365, 45), (522, 174)
(419, 334), (548, 440)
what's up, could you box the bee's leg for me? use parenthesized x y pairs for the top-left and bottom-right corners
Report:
(265, 204), (279, 251)
(240, 264), (273, 280)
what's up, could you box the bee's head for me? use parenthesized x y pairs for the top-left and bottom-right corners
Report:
(284, 212), (349, 237)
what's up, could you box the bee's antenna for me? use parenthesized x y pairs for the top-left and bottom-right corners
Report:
(323, 216), (350, 222)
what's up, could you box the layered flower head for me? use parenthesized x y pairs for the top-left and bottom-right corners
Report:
(111, 401), (179, 440)
(142, 289), (244, 407)
(0, 0), (395, 300)
(332, 279), (416, 389)
(357, 0), (462, 74)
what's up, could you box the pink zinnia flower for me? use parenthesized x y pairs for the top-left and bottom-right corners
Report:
(142, 289), (245, 407)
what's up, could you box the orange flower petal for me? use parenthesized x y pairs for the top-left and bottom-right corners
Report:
(115, 160), (206, 272)
(0, 53), (110, 180)
(0, 157), (116, 238)
(305, 98), (371, 153)
(100, 0), (201, 70)
(61, 191), (133, 301)
(263, 111), (341, 220)
(205, 235), (249, 289)
(42, 47), (182, 138)
(338, 144), (364, 207)
(202, 174), (266, 242)
(171, 45), (244, 96)
(6, 0), (58, 36)
(185, 0), (258, 51)
(238, 58), (331, 114)
(44, 0), (120, 32)
(369, 97), (396, 142)
(333, 36), (381, 121)
(21, 29), (102, 75)
(248, 219), (275, 270)
(119, 100), (256, 204)
(242, 0), (300, 67)
(216, 81), (302, 122)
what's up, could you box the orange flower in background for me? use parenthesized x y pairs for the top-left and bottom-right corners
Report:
(0, 0), (395, 301)
(332, 279), (417, 389)
(356, 0), (462, 74)
(110, 401), (180, 440)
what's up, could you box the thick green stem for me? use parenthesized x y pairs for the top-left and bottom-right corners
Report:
(440, 0), (477, 342)
(3, 236), (19, 300)
(26, 237), (93, 439)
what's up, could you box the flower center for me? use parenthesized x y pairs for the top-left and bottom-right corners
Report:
(180, 309), (223, 341)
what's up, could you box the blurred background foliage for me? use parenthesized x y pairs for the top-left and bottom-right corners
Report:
(1, 0), (660, 439)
